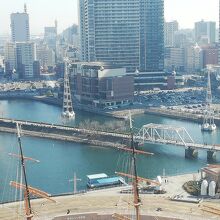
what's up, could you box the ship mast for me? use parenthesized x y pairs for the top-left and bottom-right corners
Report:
(16, 123), (33, 220)
(129, 113), (141, 220)
(202, 67), (216, 131)
(62, 59), (75, 118)
(113, 114), (157, 220)
(206, 70), (214, 125)
(9, 124), (56, 219)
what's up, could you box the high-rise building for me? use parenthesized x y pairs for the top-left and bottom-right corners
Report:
(164, 21), (179, 47)
(37, 44), (56, 68)
(10, 4), (30, 42)
(4, 42), (17, 75)
(202, 45), (218, 68)
(218, 0), (220, 65)
(44, 20), (57, 51)
(194, 20), (216, 44)
(185, 44), (203, 73)
(16, 42), (36, 78)
(33, 60), (40, 78)
(62, 24), (79, 46)
(164, 47), (185, 72)
(174, 29), (194, 48)
(79, 0), (164, 73)
(139, 0), (164, 72)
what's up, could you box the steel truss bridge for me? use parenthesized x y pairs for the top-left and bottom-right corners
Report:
(0, 117), (219, 152)
(134, 123), (219, 151)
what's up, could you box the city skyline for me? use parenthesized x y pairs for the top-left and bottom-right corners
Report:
(0, 0), (219, 35)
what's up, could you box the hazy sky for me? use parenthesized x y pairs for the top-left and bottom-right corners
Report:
(0, 0), (219, 34)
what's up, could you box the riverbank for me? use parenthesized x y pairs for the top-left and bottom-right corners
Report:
(1, 172), (219, 220)
(145, 107), (220, 125)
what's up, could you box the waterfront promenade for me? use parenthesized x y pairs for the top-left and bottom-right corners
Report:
(0, 173), (219, 220)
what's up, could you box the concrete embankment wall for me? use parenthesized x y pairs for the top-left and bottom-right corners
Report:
(145, 108), (220, 125)
(0, 119), (129, 149)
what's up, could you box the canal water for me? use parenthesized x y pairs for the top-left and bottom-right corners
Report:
(0, 99), (219, 203)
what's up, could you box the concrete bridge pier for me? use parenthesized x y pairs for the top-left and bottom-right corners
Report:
(185, 147), (198, 159)
(207, 150), (217, 162)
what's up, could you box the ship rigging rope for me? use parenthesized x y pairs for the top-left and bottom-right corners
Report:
(14, 163), (19, 202)
(19, 165), (23, 216)
(1, 135), (17, 204)
(115, 145), (137, 219)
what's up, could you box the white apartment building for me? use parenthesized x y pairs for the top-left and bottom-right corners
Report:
(165, 21), (178, 47)
(185, 44), (203, 73)
(10, 6), (30, 42)
(4, 42), (17, 72)
(37, 44), (56, 68)
(165, 47), (185, 72)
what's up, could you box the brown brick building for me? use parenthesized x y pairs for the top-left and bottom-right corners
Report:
(70, 62), (134, 108)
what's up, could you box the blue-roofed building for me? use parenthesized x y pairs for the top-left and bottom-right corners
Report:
(87, 173), (126, 188)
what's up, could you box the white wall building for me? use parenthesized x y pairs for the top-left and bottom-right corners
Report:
(165, 47), (185, 72)
(165, 21), (179, 47)
(195, 20), (216, 45)
(185, 44), (203, 73)
(10, 5), (30, 42)
(44, 21), (57, 51)
(4, 42), (17, 72)
(37, 44), (56, 68)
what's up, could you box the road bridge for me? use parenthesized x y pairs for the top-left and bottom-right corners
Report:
(0, 118), (218, 160)
(134, 123), (219, 159)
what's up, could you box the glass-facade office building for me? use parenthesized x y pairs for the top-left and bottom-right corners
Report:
(79, 0), (164, 73)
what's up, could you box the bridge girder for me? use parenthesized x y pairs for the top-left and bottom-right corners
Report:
(135, 123), (194, 147)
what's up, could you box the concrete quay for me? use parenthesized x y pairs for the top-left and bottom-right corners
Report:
(145, 107), (220, 125)
(1, 173), (220, 220)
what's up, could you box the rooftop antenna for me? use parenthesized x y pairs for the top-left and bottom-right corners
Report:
(24, 3), (27, 13)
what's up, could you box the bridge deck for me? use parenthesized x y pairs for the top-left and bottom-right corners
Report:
(0, 117), (218, 152)
(135, 136), (219, 151)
